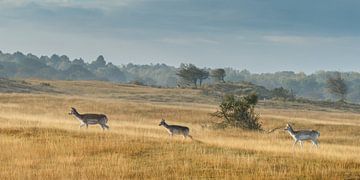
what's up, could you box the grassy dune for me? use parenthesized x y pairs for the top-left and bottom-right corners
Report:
(0, 80), (359, 179)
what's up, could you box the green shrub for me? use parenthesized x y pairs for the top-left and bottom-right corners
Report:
(212, 93), (261, 130)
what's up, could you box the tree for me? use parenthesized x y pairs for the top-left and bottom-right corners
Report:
(210, 68), (226, 82)
(95, 63), (126, 82)
(177, 63), (199, 87)
(0, 64), (7, 77)
(50, 54), (61, 62)
(90, 55), (106, 70)
(271, 87), (295, 100)
(176, 64), (209, 88)
(327, 72), (347, 101)
(212, 93), (262, 130)
(177, 64), (209, 87)
(72, 58), (86, 66)
(197, 68), (209, 86)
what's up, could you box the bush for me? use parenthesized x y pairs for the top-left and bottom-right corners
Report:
(40, 82), (51, 87)
(212, 93), (262, 130)
(271, 87), (295, 100)
(129, 80), (146, 86)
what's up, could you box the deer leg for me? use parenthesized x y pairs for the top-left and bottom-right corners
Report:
(183, 133), (187, 139)
(86, 124), (88, 129)
(79, 123), (85, 128)
(100, 124), (105, 130)
(311, 140), (315, 147)
(293, 140), (299, 148)
(312, 140), (319, 148)
(300, 141), (304, 148)
(187, 135), (193, 140)
(100, 124), (109, 130)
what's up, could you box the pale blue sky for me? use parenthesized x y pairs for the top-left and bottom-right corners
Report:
(0, 0), (359, 73)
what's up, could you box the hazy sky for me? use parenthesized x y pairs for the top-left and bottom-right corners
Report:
(0, 0), (360, 73)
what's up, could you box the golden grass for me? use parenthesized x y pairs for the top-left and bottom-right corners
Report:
(0, 80), (359, 179)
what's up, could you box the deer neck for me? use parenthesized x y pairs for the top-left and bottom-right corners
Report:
(286, 127), (297, 139)
(162, 122), (170, 129)
(72, 111), (83, 121)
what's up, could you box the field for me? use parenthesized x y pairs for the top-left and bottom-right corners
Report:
(0, 80), (359, 179)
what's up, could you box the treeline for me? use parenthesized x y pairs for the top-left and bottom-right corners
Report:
(224, 69), (359, 102)
(1, 50), (360, 102)
(0, 51), (125, 82)
(0, 51), (179, 85)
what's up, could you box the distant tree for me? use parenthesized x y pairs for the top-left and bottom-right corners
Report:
(176, 63), (200, 87)
(327, 72), (347, 101)
(58, 55), (71, 70)
(72, 58), (86, 66)
(197, 68), (209, 86)
(26, 53), (39, 61)
(176, 63), (209, 88)
(120, 63), (178, 87)
(45, 54), (72, 70)
(64, 64), (98, 80)
(210, 68), (226, 83)
(271, 87), (295, 100)
(0, 64), (6, 77)
(39, 56), (50, 64)
(60, 55), (70, 62)
(212, 93), (261, 130)
(95, 63), (126, 82)
(90, 55), (106, 70)
(50, 54), (61, 62)
(95, 55), (106, 66)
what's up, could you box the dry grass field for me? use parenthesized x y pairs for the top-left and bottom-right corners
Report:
(0, 80), (359, 179)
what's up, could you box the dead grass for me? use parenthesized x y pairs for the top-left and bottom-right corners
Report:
(0, 80), (359, 179)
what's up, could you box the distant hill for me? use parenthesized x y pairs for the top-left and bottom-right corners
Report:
(2, 50), (360, 103)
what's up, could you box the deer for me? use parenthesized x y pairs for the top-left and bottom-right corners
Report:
(284, 123), (320, 148)
(68, 107), (109, 130)
(159, 119), (192, 139)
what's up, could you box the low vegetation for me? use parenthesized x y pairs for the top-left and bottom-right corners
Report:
(271, 87), (296, 100)
(0, 80), (359, 179)
(212, 94), (261, 130)
(202, 81), (272, 100)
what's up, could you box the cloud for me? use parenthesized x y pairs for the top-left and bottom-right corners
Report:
(2, 0), (360, 36)
(160, 37), (219, 45)
(0, 0), (137, 10)
(0, 0), (27, 6)
(263, 36), (308, 44)
(262, 35), (349, 45)
(1, 0), (360, 74)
